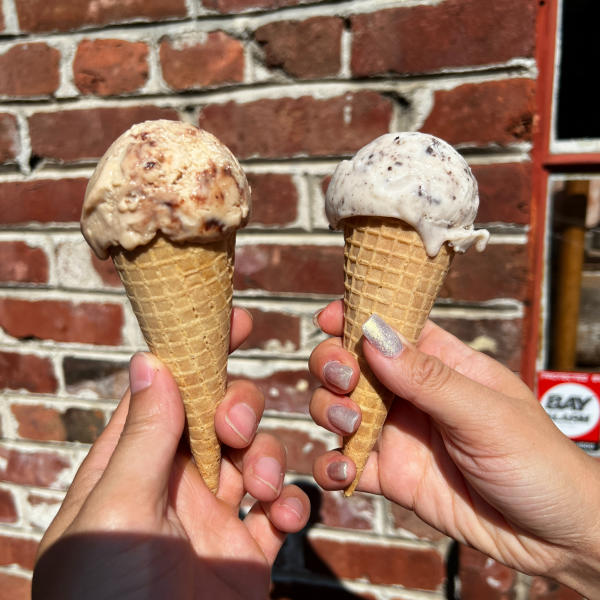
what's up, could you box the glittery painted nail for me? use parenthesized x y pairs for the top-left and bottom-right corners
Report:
(327, 461), (348, 481)
(362, 314), (403, 358)
(323, 360), (353, 391)
(312, 309), (324, 329)
(328, 404), (359, 434)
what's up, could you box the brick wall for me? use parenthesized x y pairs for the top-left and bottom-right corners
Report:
(0, 0), (579, 598)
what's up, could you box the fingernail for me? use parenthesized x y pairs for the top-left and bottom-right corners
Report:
(225, 402), (257, 444)
(312, 309), (324, 329)
(281, 496), (304, 520)
(129, 353), (157, 395)
(254, 456), (283, 494)
(362, 315), (403, 358)
(323, 360), (353, 391)
(327, 461), (348, 481)
(328, 404), (359, 434)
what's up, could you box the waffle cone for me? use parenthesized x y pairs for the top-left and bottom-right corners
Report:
(112, 233), (235, 494)
(342, 217), (452, 495)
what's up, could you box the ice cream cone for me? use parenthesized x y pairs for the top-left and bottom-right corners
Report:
(112, 232), (235, 494)
(341, 216), (452, 495)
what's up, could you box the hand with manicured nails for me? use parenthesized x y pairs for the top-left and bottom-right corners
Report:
(310, 300), (600, 597)
(33, 307), (309, 600)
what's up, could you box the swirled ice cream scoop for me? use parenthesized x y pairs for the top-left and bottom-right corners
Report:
(326, 132), (489, 256)
(82, 120), (250, 259)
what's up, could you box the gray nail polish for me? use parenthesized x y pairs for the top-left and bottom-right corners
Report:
(362, 314), (403, 358)
(328, 404), (359, 434)
(327, 461), (348, 481)
(323, 360), (353, 390)
(312, 309), (324, 329)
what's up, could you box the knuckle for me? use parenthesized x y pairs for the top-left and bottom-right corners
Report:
(411, 353), (451, 392)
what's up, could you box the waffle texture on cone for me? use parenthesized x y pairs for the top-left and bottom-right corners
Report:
(112, 234), (235, 493)
(342, 217), (452, 495)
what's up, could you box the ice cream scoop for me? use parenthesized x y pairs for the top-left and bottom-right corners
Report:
(81, 119), (251, 493)
(325, 131), (488, 495)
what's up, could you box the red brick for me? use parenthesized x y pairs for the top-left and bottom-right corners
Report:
(529, 577), (583, 599)
(472, 163), (532, 225)
(351, 0), (536, 77)
(0, 113), (19, 164)
(268, 427), (328, 474)
(307, 537), (444, 590)
(247, 173), (298, 225)
(0, 43), (60, 97)
(390, 503), (447, 542)
(459, 546), (517, 599)
(205, 0), (305, 11)
(63, 356), (129, 399)
(91, 251), (122, 287)
(230, 369), (316, 415)
(239, 308), (300, 351)
(11, 404), (65, 441)
(431, 317), (523, 371)
(0, 298), (123, 345)
(160, 32), (244, 91)
(0, 351), (58, 394)
(234, 244), (344, 295)
(15, 0), (187, 33)
(0, 445), (70, 487)
(29, 106), (180, 162)
(0, 242), (49, 284)
(0, 489), (17, 523)
(255, 17), (343, 79)
(0, 178), (88, 224)
(318, 489), (375, 530)
(422, 79), (537, 146)
(74, 39), (149, 96)
(0, 533), (38, 570)
(0, 572), (31, 600)
(441, 243), (529, 302)
(198, 91), (393, 159)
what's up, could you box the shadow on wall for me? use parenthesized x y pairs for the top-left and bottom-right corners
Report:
(271, 481), (364, 600)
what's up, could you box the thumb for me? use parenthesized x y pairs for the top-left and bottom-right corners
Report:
(99, 352), (185, 503)
(361, 315), (509, 431)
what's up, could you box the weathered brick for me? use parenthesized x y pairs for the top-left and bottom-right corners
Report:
(0, 178), (88, 224)
(351, 0), (536, 77)
(0, 445), (70, 487)
(160, 32), (244, 91)
(529, 577), (583, 599)
(0, 533), (38, 570)
(0, 298), (123, 345)
(63, 356), (129, 399)
(198, 91), (393, 159)
(234, 244), (344, 295)
(0, 572), (31, 600)
(205, 0), (305, 12)
(239, 308), (300, 352)
(91, 252), (122, 287)
(0, 113), (19, 164)
(26, 493), (62, 530)
(440, 243), (529, 302)
(74, 39), (149, 96)
(230, 369), (315, 415)
(255, 17), (343, 79)
(318, 489), (375, 531)
(472, 163), (532, 225)
(459, 545), (517, 599)
(15, 0), (187, 33)
(306, 537), (445, 590)
(0, 351), (58, 394)
(422, 79), (537, 146)
(0, 43), (60, 97)
(0, 5), (4, 31)
(247, 173), (298, 226)
(0, 488), (17, 523)
(29, 106), (180, 162)
(389, 503), (447, 542)
(431, 317), (523, 371)
(0, 242), (49, 284)
(268, 427), (328, 474)
(10, 405), (103, 443)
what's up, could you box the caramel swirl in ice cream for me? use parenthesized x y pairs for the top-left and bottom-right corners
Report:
(81, 120), (251, 259)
